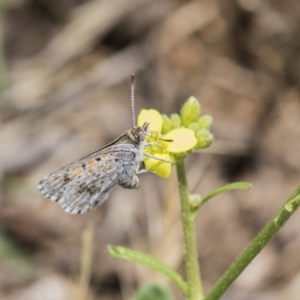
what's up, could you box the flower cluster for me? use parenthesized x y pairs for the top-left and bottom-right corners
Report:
(138, 96), (213, 178)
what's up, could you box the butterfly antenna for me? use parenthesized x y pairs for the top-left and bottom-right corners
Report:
(131, 73), (136, 127)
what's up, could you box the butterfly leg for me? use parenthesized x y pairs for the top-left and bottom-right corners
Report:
(143, 153), (173, 163)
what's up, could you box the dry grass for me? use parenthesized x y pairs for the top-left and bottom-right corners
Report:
(1, 0), (300, 299)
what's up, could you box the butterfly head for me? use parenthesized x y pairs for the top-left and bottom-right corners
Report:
(129, 122), (149, 145)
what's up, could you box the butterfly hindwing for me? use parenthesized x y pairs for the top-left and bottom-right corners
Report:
(38, 144), (139, 214)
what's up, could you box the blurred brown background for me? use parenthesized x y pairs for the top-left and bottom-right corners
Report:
(1, 0), (300, 299)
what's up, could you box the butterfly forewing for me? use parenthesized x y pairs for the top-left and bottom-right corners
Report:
(38, 126), (148, 214)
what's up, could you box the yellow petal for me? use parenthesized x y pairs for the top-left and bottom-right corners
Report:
(138, 109), (162, 132)
(144, 153), (172, 178)
(163, 128), (197, 153)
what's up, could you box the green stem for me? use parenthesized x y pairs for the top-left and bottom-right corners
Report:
(204, 185), (300, 300)
(176, 158), (203, 300)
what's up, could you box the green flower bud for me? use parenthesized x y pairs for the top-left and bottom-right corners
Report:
(180, 96), (201, 127)
(195, 129), (213, 149)
(189, 193), (201, 207)
(198, 115), (213, 130)
(161, 114), (173, 134)
(170, 113), (181, 128)
(188, 122), (200, 133)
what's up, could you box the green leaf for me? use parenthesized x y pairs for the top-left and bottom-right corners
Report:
(134, 283), (173, 300)
(108, 245), (188, 295)
(192, 182), (252, 219)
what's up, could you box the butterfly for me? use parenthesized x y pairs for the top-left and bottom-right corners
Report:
(37, 122), (149, 214)
(37, 73), (164, 214)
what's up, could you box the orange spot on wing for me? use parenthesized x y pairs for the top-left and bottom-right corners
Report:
(71, 167), (83, 177)
(87, 160), (96, 167)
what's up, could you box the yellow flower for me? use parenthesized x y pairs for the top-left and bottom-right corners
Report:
(138, 109), (197, 178)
